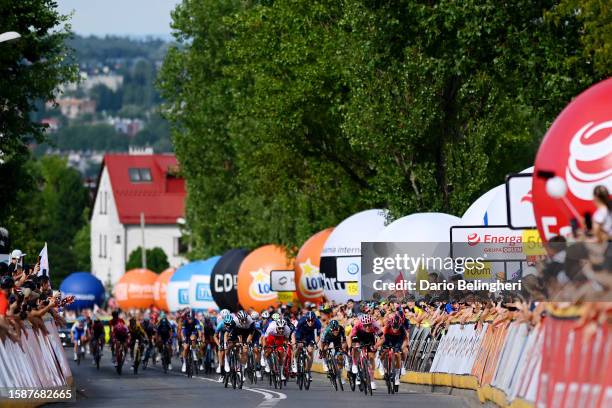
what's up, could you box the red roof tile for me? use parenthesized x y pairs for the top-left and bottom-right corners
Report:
(102, 154), (185, 225)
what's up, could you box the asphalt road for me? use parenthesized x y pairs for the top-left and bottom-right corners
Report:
(48, 347), (469, 408)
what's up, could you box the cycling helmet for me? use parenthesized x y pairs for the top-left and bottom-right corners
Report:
(276, 319), (286, 329)
(271, 312), (280, 322)
(391, 314), (402, 329)
(261, 310), (270, 319)
(220, 309), (230, 318)
(112, 310), (119, 319)
(359, 314), (373, 325)
(236, 310), (248, 323)
(328, 320), (339, 330)
(305, 311), (316, 321)
(223, 314), (233, 325)
(160, 312), (166, 320)
(250, 311), (260, 320)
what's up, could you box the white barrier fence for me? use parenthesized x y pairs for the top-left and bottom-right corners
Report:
(0, 316), (72, 395)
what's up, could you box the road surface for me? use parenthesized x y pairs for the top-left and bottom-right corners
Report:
(49, 347), (470, 408)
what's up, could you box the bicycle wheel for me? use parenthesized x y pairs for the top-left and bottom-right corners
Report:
(327, 355), (337, 391)
(386, 353), (393, 394)
(134, 345), (141, 375)
(192, 349), (199, 376)
(361, 359), (371, 396)
(336, 356), (344, 391)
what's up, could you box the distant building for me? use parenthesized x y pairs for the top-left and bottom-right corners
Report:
(49, 98), (96, 119)
(107, 117), (144, 137)
(62, 71), (124, 93)
(41, 118), (60, 133)
(90, 152), (187, 285)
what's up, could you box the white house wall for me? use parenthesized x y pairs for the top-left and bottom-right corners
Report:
(125, 224), (186, 271)
(91, 167), (125, 286)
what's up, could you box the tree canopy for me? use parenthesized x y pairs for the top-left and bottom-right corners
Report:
(159, 0), (609, 258)
(126, 246), (170, 273)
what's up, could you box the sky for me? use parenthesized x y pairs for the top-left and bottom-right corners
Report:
(56, 0), (181, 38)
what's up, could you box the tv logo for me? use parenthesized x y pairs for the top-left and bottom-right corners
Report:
(179, 288), (189, 304)
(196, 283), (212, 301)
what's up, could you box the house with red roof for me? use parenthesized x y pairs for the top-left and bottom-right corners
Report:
(91, 149), (187, 285)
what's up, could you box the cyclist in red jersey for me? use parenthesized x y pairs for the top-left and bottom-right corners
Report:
(347, 314), (382, 390)
(375, 312), (408, 386)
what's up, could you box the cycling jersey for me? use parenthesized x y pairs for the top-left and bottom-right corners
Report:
(264, 321), (291, 351)
(322, 326), (346, 349)
(157, 319), (173, 341)
(294, 316), (322, 343)
(142, 321), (156, 339)
(181, 319), (202, 341)
(71, 324), (85, 340)
(129, 323), (147, 341)
(350, 320), (382, 346)
(114, 324), (129, 342)
(264, 320), (291, 339)
(91, 321), (105, 340)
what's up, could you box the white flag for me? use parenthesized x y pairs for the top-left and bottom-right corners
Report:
(39, 243), (49, 278)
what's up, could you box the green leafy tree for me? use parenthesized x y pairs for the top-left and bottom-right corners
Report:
(126, 246), (170, 273)
(4, 156), (89, 286)
(72, 212), (91, 272)
(160, 0), (606, 255)
(0, 0), (77, 221)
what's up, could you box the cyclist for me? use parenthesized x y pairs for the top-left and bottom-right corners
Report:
(319, 319), (348, 373)
(180, 311), (203, 373)
(214, 309), (231, 374)
(250, 311), (263, 378)
(375, 312), (407, 387)
(113, 319), (130, 367)
(201, 314), (216, 371)
(227, 310), (255, 377)
(292, 311), (321, 380)
(142, 315), (157, 365)
(109, 310), (125, 365)
(348, 314), (382, 390)
(128, 316), (147, 368)
(263, 318), (291, 381)
(90, 315), (106, 362)
(156, 312), (174, 370)
(70, 317), (86, 361)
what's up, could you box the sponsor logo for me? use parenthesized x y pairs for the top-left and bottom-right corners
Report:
(466, 233), (522, 245)
(347, 263), (359, 275)
(521, 190), (533, 204)
(213, 273), (237, 293)
(248, 268), (276, 301)
(178, 288), (189, 304)
(298, 258), (324, 299)
(565, 121), (612, 201)
(195, 283), (213, 302)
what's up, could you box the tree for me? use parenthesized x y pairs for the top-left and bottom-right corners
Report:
(160, 0), (606, 255)
(0, 0), (77, 220)
(72, 212), (91, 272)
(126, 247), (169, 273)
(3, 156), (89, 286)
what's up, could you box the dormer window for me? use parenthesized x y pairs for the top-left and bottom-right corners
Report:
(129, 168), (152, 182)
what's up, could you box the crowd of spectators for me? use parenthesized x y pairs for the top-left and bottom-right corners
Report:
(0, 249), (73, 343)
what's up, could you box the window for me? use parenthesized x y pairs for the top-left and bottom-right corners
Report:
(128, 168), (152, 182)
(116, 235), (121, 244)
(103, 235), (107, 258)
(173, 236), (188, 256)
(98, 234), (103, 258)
(99, 191), (108, 214)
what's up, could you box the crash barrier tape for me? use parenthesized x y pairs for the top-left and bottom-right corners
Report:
(310, 313), (610, 408)
(0, 316), (73, 407)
